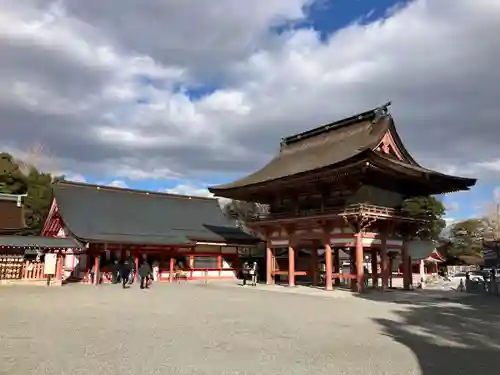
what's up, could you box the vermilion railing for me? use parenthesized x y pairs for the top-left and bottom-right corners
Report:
(250, 203), (430, 222)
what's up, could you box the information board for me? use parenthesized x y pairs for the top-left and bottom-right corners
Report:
(44, 253), (57, 275)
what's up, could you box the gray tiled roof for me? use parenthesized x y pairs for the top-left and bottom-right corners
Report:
(209, 103), (476, 194)
(53, 182), (259, 246)
(0, 235), (82, 249)
(210, 105), (392, 190)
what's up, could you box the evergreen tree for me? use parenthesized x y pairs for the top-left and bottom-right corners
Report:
(0, 153), (28, 194)
(22, 167), (57, 235)
(447, 218), (484, 257)
(401, 196), (446, 239)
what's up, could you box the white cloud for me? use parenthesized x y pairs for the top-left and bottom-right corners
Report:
(494, 187), (500, 203)
(444, 201), (459, 213)
(164, 183), (213, 198)
(444, 217), (456, 225)
(0, 0), (499, 186)
(64, 173), (86, 183)
(107, 180), (128, 188)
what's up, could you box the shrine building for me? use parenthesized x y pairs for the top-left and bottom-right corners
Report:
(41, 181), (259, 284)
(0, 193), (81, 284)
(209, 102), (477, 292)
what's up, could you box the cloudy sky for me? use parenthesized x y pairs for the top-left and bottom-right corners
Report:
(0, 0), (499, 221)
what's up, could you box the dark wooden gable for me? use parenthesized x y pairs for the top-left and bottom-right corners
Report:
(0, 195), (26, 234)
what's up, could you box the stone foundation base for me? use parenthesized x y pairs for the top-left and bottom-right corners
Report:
(0, 279), (63, 287)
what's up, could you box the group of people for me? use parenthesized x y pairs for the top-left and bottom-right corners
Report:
(241, 261), (259, 286)
(90, 260), (153, 289)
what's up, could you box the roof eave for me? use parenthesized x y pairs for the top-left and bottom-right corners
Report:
(367, 152), (477, 191)
(209, 154), (371, 196)
(282, 101), (391, 145)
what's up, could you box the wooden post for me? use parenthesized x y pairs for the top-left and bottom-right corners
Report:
(85, 249), (91, 283)
(134, 251), (139, 281)
(402, 241), (410, 290)
(324, 242), (333, 291)
(355, 232), (364, 293)
(288, 243), (295, 287)
(380, 234), (389, 291)
(169, 252), (175, 283)
(311, 244), (319, 286)
(94, 253), (100, 286)
(350, 247), (357, 292)
(333, 248), (341, 286)
(266, 242), (274, 285)
(371, 248), (378, 288)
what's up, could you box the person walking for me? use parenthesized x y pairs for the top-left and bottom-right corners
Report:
(89, 263), (95, 285)
(111, 260), (119, 284)
(120, 260), (132, 289)
(139, 261), (153, 289)
(241, 261), (250, 286)
(250, 262), (259, 286)
(128, 257), (136, 285)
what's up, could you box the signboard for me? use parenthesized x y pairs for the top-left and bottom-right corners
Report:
(44, 253), (57, 275)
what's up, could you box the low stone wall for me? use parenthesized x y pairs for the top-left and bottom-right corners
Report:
(0, 279), (62, 287)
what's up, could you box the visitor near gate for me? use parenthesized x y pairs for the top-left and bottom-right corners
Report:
(139, 261), (152, 289)
(120, 260), (131, 289)
(241, 261), (250, 286)
(250, 262), (259, 286)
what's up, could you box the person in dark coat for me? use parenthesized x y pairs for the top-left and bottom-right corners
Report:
(139, 261), (152, 289)
(111, 260), (119, 284)
(120, 261), (132, 289)
(241, 261), (250, 286)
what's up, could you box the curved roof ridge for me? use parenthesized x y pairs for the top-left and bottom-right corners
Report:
(280, 101), (391, 149)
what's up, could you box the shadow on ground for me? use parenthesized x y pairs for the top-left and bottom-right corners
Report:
(356, 290), (500, 375)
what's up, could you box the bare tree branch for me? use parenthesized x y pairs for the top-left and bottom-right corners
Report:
(482, 203), (500, 241)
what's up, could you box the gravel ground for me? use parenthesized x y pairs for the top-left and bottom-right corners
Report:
(0, 282), (496, 375)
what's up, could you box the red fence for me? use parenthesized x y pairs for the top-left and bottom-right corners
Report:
(22, 261), (46, 280)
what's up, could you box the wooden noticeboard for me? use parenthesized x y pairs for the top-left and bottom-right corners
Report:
(44, 253), (57, 275)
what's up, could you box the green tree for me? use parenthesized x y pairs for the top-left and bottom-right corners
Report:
(401, 196), (446, 239)
(447, 218), (484, 257)
(21, 167), (58, 235)
(0, 153), (28, 194)
(223, 200), (268, 234)
(0, 152), (60, 235)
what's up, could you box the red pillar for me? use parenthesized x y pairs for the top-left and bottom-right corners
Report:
(350, 246), (357, 292)
(94, 253), (100, 285)
(85, 249), (91, 283)
(333, 248), (341, 286)
(266, 243), (274, 285)
(134, 251), (139, 281)
(324, 242), (333, 291)
(311, 245), (319, 286)
(288, 243), (295, 287)
(371, 248), (378, 288)
(355, 232), (364, 293)
(402, 241), (411, 290)
(380, 234), (389, 291)
(169, 253), (175, 282)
